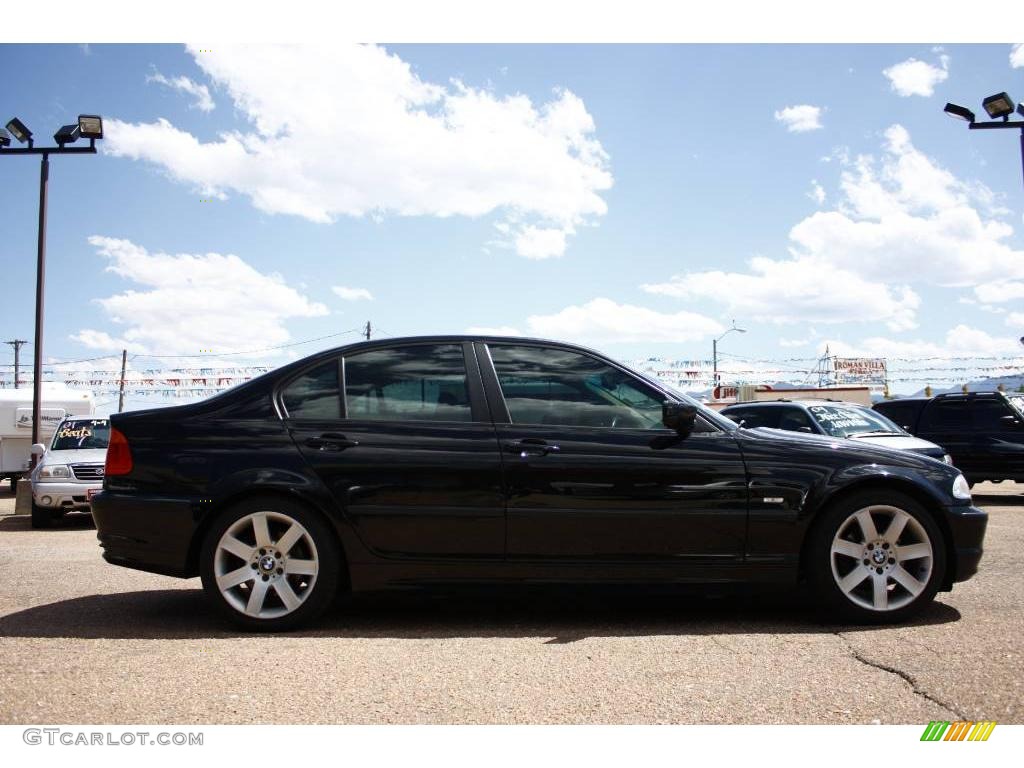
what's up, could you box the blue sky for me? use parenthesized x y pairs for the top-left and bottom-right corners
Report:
(1, 43), (1023, 408)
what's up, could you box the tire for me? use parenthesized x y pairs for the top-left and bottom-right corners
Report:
(200, 497), (341, 631)
(807, 490), (946, 624)
(30, 502), (52, 529)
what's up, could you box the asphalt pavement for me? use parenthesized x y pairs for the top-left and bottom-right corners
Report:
(0, 478), (1019, 724)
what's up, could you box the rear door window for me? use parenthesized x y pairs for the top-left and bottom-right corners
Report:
(343, 344), (472, 422)
(281, 361), (341, 419)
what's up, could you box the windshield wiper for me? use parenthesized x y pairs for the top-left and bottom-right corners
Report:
(848, 430), (905, 438)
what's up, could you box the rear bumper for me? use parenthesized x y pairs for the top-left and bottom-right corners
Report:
(946, 504), (988, 584)
(91, 490), (197, 578)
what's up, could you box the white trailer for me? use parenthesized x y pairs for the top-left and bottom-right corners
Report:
(0, 385), (95, 483)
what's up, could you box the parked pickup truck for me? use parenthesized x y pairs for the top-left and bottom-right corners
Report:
(873, 392), (1024, 486)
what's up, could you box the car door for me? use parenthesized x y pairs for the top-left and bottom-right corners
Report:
(477, 341), (748, 567)
(281, 342), (505, 559)
(969, 396), (1024, 481)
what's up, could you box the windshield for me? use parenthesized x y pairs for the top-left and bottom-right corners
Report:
(806, 404), (905, 438)
(50, 419), (110, 450)
(1007, 394), (1024, 417)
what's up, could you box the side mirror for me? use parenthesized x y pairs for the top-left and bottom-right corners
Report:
(1000, 414), (1021, 427)
(30, 443), (46, 456)
(797, 426), (814, 434)
(663, 401), (697, 434)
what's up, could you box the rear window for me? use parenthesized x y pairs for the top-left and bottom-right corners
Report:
(51, 419), (110, 450)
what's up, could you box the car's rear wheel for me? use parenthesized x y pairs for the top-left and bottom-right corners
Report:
(200, 498), (340, 631)
(809, 490), (946, 623)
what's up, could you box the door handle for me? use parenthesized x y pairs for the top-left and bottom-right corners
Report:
(503, 439), (560, 457)
(305, 433), (360, 451)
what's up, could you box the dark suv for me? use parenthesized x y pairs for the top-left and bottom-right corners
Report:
(874, 392), (1024, 485)
(92, 336), (987, 630)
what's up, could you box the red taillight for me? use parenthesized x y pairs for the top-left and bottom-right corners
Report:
(105, 427), (133, 476)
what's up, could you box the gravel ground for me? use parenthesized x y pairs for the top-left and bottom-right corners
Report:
(0, 478), (1020, 724)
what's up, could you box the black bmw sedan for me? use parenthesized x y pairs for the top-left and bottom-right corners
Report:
(92, 336), (987, 630)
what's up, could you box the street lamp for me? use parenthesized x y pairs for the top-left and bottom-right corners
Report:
(0, 113), (103, 466)
(943, 91), (1024, 190)
(712, 321), (746, 392)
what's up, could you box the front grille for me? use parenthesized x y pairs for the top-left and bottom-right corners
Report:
(71, 463), (104, 481)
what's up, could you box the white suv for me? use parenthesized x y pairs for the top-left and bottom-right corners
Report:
(29, 417), (109, 528)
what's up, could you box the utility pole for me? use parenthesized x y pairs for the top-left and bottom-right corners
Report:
(363, 321), (372, 341)
(117, 349), (127, 413)
(4, 340), (27, 388)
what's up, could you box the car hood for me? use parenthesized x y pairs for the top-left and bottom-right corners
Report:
(37, 448), (108, 466)
(845, 434), (944, 454)
(739, 427), (949, 471)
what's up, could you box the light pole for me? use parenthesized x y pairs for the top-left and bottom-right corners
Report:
(1, 115), (104, 465)
(712, 321), (746, 392)
(944, 93), (1024, 190)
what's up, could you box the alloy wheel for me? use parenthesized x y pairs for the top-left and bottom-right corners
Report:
(829, 504), (933, 612)
(213, 510), (320, 619)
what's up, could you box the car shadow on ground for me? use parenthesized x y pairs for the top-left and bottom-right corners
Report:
(0, 512), (95, 532)
(0, 586), (961, 643)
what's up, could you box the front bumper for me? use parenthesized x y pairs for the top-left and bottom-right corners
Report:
(31, 479), (102, 510)
(91, 490), (197, 578)
(946, 504), (988, 584)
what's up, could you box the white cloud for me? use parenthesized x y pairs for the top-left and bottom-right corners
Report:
(823, 325), (1022, 359)
(516, 298), (723, 345)
(109, 45), (612, 260)
(807, 180), (826, 206)
(882, 55), (949, 97)
(147, 71), (216, 112)
(332, 285), (373, 301)
(640, 124), (1022, 339)
(74, 236), (328, 357)
(788, 125), (1023, 286)
(773, 105), (823, 133)
(1011, 44), (1024, 68)
(974, 280), (1024, 304)
(642, 256), (920, 332)
(514, 226), (569, 260)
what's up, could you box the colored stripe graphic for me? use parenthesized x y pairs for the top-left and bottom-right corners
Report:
(921, 720), (996, 741)
(969, 721), (996, 741)
(921, 721), (949, 741)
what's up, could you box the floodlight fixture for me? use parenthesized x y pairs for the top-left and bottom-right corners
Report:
(77, 114), (103, 140)
(943, 102), (975, 122)
(982, 92), (1015, 120)
(0, 129), (10, 148)
(5, 117), (32, 144)
(53, 123), (80, 147)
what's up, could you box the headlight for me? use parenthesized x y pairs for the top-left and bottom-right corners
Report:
(952, 474), (972, 500)
(943, 454), (953, 465)
(38, 464), (71, 480)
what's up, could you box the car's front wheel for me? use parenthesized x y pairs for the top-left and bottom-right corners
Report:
(809, 490), (946, 623)
(200, 498), (340, 631)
